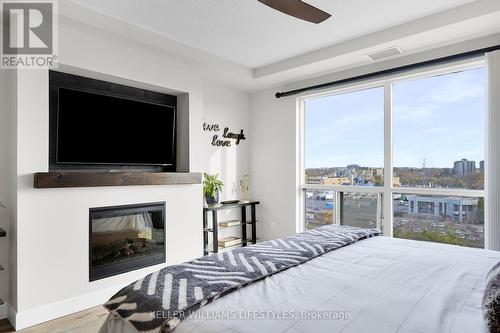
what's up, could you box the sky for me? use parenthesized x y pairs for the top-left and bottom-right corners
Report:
(305, 67), (485, 169)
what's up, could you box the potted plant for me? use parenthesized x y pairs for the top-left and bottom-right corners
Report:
(203, 173), (224, 205)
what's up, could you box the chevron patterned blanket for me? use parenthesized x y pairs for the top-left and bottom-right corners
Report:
(104, 225), (380, 332)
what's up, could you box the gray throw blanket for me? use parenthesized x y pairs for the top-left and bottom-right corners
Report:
(104, 225), (380, 332)
(483, 260), (500, 333)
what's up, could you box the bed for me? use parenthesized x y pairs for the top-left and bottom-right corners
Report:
(99, 227), (500, 333)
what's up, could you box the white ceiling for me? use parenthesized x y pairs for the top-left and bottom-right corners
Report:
(70, 0), (474, 68)
(63, 0), (500, 91)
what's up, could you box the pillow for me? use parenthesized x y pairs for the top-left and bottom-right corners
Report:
(483, 261), (500, 333)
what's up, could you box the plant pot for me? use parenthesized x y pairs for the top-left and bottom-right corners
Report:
(205, 191), (219, 205)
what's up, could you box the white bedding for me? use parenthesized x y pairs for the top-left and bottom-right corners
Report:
(100, 236), (500, 333)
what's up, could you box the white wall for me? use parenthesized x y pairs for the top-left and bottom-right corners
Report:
(202, 83), (250, 201)
(249, 90), (299, 241)
(0, 68), (17, 320)
(201, 83), (257, 245)
(0, 70), (8, 318)
(4, 15), (251, 330)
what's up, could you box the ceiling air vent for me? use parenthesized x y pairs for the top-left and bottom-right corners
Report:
(367, 47), (403, 61)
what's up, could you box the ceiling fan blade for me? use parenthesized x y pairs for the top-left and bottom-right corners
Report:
(258, 0), (331, 24)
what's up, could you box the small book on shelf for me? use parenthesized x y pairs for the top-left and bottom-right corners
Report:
(218, 237), (242, 248)
(219, 220), (241, 227)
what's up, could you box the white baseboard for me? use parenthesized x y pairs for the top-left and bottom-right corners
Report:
(0, 302), (7, 320)
(7, 304), (15, 328)
(12, 286), (120, 331)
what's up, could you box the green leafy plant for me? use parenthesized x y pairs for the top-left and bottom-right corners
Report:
(203, 173), (224, 198)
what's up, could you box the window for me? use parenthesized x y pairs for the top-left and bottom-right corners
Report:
(304, 87), (384, 186)
(301, 64), (485, 248)
(393, 68), (485, 190)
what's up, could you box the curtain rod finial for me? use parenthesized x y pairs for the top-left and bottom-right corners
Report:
(275, 92), (283, 98)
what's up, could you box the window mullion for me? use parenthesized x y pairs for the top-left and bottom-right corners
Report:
(376, 192), (383, 230)
(383, 82), (393, 236)
(335, 191), (343, 225)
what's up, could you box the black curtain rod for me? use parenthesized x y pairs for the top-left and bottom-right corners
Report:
(275, 44), (500, 98)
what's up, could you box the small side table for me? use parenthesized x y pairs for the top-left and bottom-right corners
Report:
(203, 201), (259, 255)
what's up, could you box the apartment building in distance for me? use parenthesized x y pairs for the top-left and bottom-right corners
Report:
(453, 159), (476, 177)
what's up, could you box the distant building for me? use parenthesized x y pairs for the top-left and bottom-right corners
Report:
(322, 177), (350, 186)
(306, 176), (322, 184)
(353, 177), (373, 186)
(393, 177), (401, 187)
(306, 176), (351, 186)
(453, 159), (476, 177)
(407, 195), (479, 222)
(480, 160), (485, 173)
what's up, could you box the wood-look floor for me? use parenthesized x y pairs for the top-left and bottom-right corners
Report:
(0, 306), (109, 333)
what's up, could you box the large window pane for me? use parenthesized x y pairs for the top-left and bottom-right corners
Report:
(305, 189), (335, 230)
(393, 68), (485, 189)
(305, 87), (384, 186)
(341, 192), (379, 229)
(393, 194), (484, 248)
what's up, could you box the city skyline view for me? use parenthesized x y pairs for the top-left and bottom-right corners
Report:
(305, 67), (485, 169)
(305, 157), (484, 190)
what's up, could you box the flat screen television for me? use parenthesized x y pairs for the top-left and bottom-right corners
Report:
(52, 83), (176, 169)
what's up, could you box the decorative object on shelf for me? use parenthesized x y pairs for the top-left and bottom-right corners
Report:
(221, 200), (239, 205)
(240, 175), (250, 202)
(203, 122), (246, 147)
(203, 201), (259, 254)
(203, 173), (224, 205)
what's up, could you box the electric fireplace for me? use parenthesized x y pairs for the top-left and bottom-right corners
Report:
(89, 202), (166, 281)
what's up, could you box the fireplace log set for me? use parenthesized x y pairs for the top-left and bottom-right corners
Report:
(92, 233), (163, 265)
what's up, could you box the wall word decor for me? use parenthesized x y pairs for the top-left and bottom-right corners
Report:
(203, 122), (246, 147)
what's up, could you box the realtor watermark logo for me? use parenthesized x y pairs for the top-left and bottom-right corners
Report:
(1, 0), (58, 68)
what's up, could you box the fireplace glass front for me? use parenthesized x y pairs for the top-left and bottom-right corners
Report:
(89, 202), (165, 281)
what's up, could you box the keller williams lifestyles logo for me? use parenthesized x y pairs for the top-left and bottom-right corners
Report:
(1, 0), (58, 68)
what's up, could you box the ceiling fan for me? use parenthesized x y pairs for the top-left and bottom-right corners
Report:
(257, 0), (331, 24)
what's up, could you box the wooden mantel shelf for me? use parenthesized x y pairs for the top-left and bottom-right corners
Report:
(34, 172), (202, 189)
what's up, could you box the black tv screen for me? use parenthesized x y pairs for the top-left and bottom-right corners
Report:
(56, 88), (175, 166)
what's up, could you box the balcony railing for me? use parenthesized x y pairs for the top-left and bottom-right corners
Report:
(302, 185), (484, 249)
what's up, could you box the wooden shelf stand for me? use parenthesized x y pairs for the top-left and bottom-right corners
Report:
(203, 201), (259, 255)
